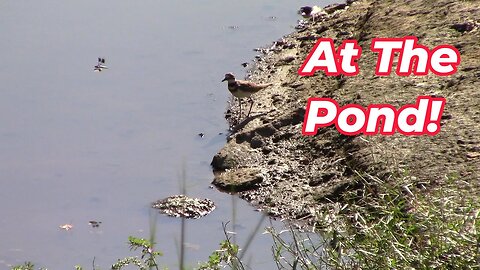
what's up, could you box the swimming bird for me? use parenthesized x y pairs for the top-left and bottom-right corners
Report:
(221, 73), (272, 118)
(94, 57), (108, 72)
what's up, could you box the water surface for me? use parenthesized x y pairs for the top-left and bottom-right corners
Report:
(0, 1), (337, 268)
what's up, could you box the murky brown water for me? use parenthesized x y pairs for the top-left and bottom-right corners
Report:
(0, 0), (336, 268)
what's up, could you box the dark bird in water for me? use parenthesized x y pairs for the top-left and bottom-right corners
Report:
(94, 57), (108, 72)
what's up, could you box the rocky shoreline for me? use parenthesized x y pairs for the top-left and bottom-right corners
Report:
(211, 0), (479, 222)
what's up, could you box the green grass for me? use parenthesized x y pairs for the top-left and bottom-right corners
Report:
(310, 171), (480, 269)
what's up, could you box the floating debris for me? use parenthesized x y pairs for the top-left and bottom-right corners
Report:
(59, 224), (73, 231)
(241, 62), (249, 67)
(198, 133), (205, 138)
(152, 195), (216, 219)
(89, 221), (102, 228)
(253, 47), (271, 55)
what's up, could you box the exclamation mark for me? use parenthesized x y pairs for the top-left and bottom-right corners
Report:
(426, 98), (446, 134)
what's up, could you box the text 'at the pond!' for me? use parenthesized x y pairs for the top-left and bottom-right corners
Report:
(298, 36), (459, 136)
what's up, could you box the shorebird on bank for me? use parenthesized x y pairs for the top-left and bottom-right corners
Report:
(298, 6), (326, 22)
(221, 73), (272, 119)
(94, 57), (108, 72)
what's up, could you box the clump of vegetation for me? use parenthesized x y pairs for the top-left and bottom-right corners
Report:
(111, 236), (163, 270)
(189, 170), (479, 270)
(12, 236), (163, 270)
(270, 171), (479, 269)
(12, 262), (40, 270)
(198, 238), (243, 270)
(198, 223), (245, 270)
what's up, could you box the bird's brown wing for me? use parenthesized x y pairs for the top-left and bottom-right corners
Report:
(236, 80), (273, 93)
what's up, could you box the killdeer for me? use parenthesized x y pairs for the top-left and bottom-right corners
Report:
(298, 6), (326, 22)
(221, 73), (272, 118)
(94, 57), (108, 72)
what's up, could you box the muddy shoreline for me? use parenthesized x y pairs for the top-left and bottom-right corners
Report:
(212, 0), (480, 222)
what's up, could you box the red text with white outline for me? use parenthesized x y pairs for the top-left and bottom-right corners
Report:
(298, 37), (460, 76)
(302, 96), (446, 136)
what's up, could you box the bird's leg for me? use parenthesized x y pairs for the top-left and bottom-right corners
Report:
(247, 97), (254, 118)
(238, 98), (242, 120)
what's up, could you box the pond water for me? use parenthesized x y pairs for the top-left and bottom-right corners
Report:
(0, 1), (337, 268)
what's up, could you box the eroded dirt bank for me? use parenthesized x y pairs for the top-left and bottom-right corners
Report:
(211, 0), (480, 222)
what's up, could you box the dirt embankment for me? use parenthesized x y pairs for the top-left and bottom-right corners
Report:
(211, 0), (480, 221)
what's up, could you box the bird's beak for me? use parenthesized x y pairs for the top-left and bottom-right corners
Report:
(221, 78), (226, 82)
